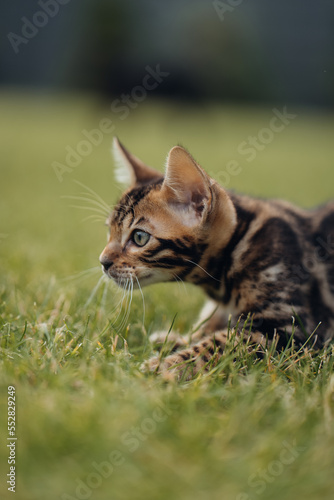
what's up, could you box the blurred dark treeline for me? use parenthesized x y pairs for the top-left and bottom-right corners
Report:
(1, 0), (334, 107)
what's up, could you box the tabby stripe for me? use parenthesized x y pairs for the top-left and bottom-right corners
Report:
(139, 256), (193, 269)
(206, 203), (256, 302)
(113, 181), (163, 225)
(141, 238), (206, 265)
(114, 205), (135, 225)
(156, 237), (204, 260)
(132, 216), (147, 227)
(178, 267), (195, 280)
(207, 202), (255, 291)
(128, 213), (135, 228)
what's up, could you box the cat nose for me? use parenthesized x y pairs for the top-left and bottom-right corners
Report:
(99, 254), (113, 271)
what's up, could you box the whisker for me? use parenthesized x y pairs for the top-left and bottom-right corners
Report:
(61, 266), (101, 283)
(78, 191), (112, 211)
(135, 275), (146, 326)
(99, 276), (110, 313)
(184, 259), (221, 283)
(172, 272), (188, 294)
(81, 215), (107, 224)
(113, 280), (129, 316)
(61, 195), (110, 216)
(67, 205), (109, 216)
(73, 180), (111, 213)
(122, 278), (134, 332)
(124, 278), (134, 331)
(111, 278), (130, 331)
(117, 279), (131, 332)
(127, 278), (134, 326)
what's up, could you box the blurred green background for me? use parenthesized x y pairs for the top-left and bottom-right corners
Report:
(1, 2), (334, 500)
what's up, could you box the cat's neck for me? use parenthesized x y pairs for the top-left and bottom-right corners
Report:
(187, 190), (254, 303)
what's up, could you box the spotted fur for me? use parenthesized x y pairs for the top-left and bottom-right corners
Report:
(100, 138), (334, 379)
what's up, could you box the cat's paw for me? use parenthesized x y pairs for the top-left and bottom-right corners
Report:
(140, 350), (197, 381)
(140, 355), (162, 374)
(141, 332), (228, 380)
(149, 331), (188, 351)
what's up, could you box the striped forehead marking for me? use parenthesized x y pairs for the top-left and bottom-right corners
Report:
(112, 180), (163, 226)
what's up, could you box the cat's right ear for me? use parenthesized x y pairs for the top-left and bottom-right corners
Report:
(112, 137), (163, 188)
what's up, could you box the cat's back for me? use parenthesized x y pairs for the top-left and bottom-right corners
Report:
(272, 198), (334, 266)
(227, 192), (334, 292)
(311, 201), (334, 297)
(227, 193), (334, 342)
(231, 192), (334, 255)
(275, 198), (334, 295)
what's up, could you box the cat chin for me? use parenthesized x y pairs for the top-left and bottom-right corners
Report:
(106, 272), (169, 289)
(135, 274), (169, 288)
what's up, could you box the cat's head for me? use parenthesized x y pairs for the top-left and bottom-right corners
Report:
(99, 138), (236, 289)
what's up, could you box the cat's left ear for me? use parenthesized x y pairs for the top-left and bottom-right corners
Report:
(162, 146), (212, 225)
(112, 137), (163, 188)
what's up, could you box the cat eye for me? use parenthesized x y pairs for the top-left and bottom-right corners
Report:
(132, 230), (150, 247)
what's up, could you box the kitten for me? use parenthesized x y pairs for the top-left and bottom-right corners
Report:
(100, 138), (334, 378)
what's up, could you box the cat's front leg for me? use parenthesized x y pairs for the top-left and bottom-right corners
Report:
(142, 327), (268, 380)
(142, 330), (231, 380)
(190, 301), (230, 342)
(148, 301), (228, 353)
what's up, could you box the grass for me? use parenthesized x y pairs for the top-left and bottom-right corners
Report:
(1, 90), (334, 500)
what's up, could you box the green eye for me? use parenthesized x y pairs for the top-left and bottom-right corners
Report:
(133, 230), (150, 247)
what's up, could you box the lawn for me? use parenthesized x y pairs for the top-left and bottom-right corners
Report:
(1, 90), (334, 500)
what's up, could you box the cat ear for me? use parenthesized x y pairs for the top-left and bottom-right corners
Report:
(162, 146), (212, 225)
(112, 137), (163, 188)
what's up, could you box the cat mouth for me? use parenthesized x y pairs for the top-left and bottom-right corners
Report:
(102, 267), (153, 288)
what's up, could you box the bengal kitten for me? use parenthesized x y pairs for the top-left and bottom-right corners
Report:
(99, 138), (334, 378)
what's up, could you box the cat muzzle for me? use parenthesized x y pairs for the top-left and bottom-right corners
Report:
(99, 255), (113, 272)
